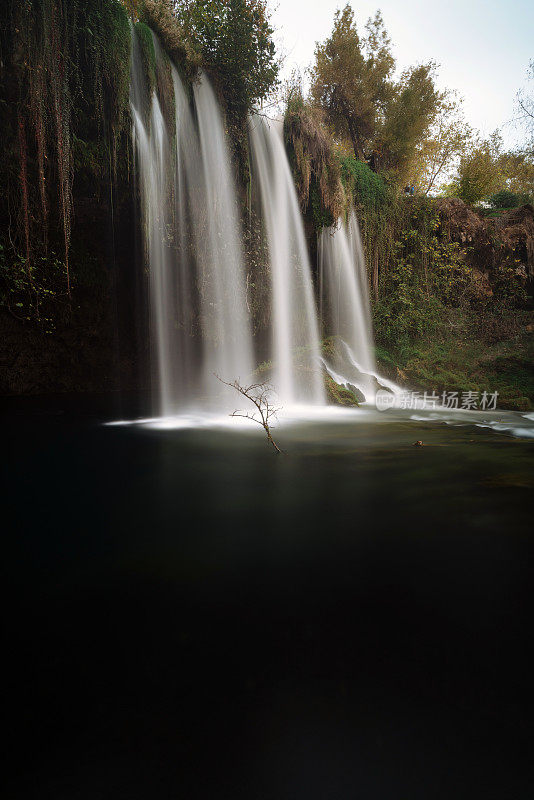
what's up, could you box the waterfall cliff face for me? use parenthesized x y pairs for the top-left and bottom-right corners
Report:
(249, 115), (325, 406)
(130, 27), (253, 414)
(319, 211), (376, 398)
(130, 25), (378, 416)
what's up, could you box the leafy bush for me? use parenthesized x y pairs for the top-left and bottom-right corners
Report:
(489, 189), (532, 209)
(372, 202), (474, 351)
(173, 0), (279, 123)
(339, 156), (388, 210)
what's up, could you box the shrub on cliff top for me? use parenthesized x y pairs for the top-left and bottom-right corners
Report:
(140, 0), (200, 78)
(339, 156), (388, 211)
(284, 93), (345, 226)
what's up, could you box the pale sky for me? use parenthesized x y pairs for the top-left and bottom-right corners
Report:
(271, 0), (533, 149)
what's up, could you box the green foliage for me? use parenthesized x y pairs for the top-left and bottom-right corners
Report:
(310, 181), (335, 228)
(139, 0), (199, 78)
(496, 147), (534, 198)
(372, 201), (473, 350)
(367, 192), (533, 408)
(412, 95), (472, 195)
(284, 90), (345, 225)
(0, 0), (131, 308)
(489, 189), (531, 209)
(312, 5), (394, 161)
(174, 0), (279, 124)
(379, 62), (441, 184)
(82, 0), (131, 150)
(376, 309), (533, 411)
(339, 156), (387, 210)
(451, 134), (503, 205)
(135, 22), (157, 99)
(312, 4), (441, 185)
(0, 240), (69, 330)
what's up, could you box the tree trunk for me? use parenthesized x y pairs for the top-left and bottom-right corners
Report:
(347, 117), (365, 161)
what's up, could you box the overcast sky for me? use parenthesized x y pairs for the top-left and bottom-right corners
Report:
(270, 0), (533, 148)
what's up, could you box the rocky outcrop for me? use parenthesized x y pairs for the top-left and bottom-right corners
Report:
(435, 198), (534, 281)
(493, 205), (534, 278)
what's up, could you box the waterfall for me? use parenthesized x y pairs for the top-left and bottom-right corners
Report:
(319, 210), (376, 399)
(132, 24), (385, 417)
(130, 22), (254, 414)
(130, 30), (182, 415)
(249, 115), (325, 406)
(193, 75), (254, 402)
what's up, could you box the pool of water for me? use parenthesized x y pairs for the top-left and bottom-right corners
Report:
(3, 397), (534, 798)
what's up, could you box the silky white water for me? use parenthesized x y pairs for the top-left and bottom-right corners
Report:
(249, 115), (324, 405)
(131, 24), (254, 413)
(131, 25), (383, 418)
(130, 31), (179, 415)
(319, 210), (376, 399)
(194, 74), (254, 403)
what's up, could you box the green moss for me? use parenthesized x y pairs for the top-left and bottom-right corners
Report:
(135, 22), (157, 99)
(253, 360), (273, 379)
(284, 95), (345, 225)
(321, 337), (337, 360)
(325, 374), (360, 406)
(139, 0), (201, 80)
(82, 0), (132, 142)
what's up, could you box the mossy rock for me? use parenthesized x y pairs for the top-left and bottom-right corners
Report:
(325, 374), (359, 407)
(321, 336), (338, 361)
(501, 396), (532, 412)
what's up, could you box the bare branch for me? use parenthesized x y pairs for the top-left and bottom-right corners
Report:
(215, 375), (285, 454)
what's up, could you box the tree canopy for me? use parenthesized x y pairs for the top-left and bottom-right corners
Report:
(311, 4), (443, 187)
(311, 5), (394, 161)
(171, 0), (279, 123)
(451, 133), (503, 205)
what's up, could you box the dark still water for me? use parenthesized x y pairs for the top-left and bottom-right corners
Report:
(2, 398), (534, 798)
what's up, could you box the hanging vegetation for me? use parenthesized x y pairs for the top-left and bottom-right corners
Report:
(284, 93), (345, 227)
(139, 0), (200, 80)
(0, 0), (130, 317)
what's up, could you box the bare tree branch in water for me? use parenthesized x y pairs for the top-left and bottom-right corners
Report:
(215, 375), (285, 454)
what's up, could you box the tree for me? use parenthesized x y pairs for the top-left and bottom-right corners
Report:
(311, 5), (394, 160)
(121, 0), (144, 18)
(497, 148), (534, 200)
(516, 59), (534, 146)
(453, 133), (503, 205)
(378, 62), (442, 185)
(489, 189), (531, 209)
(173, 0), (279, 124)
(412, 94), (472, 195)
(216, 376), (284, 453)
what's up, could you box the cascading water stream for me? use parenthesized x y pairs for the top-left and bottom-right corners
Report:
(132, 24), (382, 417)
(193, 74), (254, 403)
(249, 115), (325, 406)
(319, 210), (376, 399)
(131, 22), (254, 414)
(130, 30), (179, 415)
